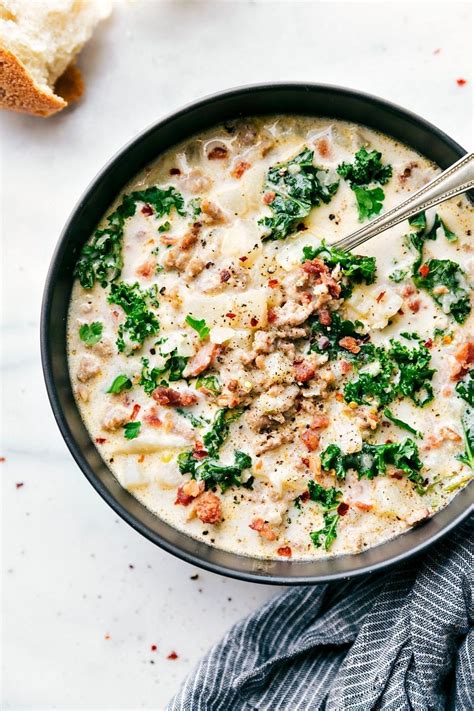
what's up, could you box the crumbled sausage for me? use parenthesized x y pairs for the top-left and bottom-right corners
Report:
(301, 429), (320, 451)
(102, 405), (130, 431)
(249, 518), (277, 541)
(152, 387), (198, 407)
(339, 336), (361, 354)
(293, 359), (316, 383)
(77, 355), (100, 382)
(195, 491), (222, 524)
(183, 343), (220, 378)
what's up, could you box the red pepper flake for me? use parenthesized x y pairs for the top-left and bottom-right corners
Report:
(301, 457), (310, 467)
(167, 651), (179, 660)
(151, 644), (158, 652)
(226, 312), (236, 319)
(268, 279), (279, 288)
(169, 167), (181, 175)
(250, 317), (258, 327)
(95, 437), (107, 444)
(16, 482), (24, 489)
(424, 338), (433, 349)
(130, 404), (141, 421)
(419, 264), (430, 277)
(239, 256), (248, 262)
(337, 502), (349, 516)
(376, 291), (386, 303)
(141, 204), (154, 216)
(276, 546), (292, 558)
(456, 78), (467, 86)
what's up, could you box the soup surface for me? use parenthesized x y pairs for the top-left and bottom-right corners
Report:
(68, 116), (474, 560)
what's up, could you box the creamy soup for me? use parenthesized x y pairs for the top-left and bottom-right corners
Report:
(67, 116), (473, 560)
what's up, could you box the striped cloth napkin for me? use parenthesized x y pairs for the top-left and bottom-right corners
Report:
(167, 517), (472, 711)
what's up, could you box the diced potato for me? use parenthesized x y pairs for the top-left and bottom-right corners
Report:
(112, 433), (192, 455)
(345, 285), (403, 330)
(182, 288), (268, 329)
(218, 219), (262, 264)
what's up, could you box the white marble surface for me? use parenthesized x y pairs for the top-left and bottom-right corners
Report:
(1, 1), (472, 708)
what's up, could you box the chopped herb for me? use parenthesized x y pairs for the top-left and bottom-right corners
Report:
(75, 186), (185, 289)
(259, 147), (339, 241)
(195, 374), (221, 395)
(310, 312), (366, 358)
(185, 315), (210, 340)
(79, 321), (103, 346)
(310, 512), (339, 551)
(124, 421), (141, 440)
(176, 408), (208, 428)
(177, 449), (253, 493)
(352, 185), (385, 221)
(383, 408), (421, 438)
(337, 147), (393, 186)
(107, 374), (133, 394)
(139, 351), (189, 394)
(413, 258), (471, 324)
(320, 438), (425, 494)
(455, 370), (474, 407)
(158, 221), (171, 233)
(457, 409), (474, 471)
(302, 242), (376, 296)
(203, 407), (244, 457)
(308, 480), (342, 509)
(188, 197), (202, 217)
(389, 268), (409, 283)
(108, 282), (160, 354)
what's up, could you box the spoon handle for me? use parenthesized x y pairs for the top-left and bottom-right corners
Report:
(333, 152), (474, 253)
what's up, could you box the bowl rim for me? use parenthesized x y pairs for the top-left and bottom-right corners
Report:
(41, 81), (473, 584)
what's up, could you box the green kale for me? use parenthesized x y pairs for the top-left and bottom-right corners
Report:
(310, 512), (339, 551)
(413, 259), (471, 324)
(336, 147), (393, 186)
(352, 186), (386, 221)
(79, 321), (103, 346)
(390, 339), (435, 405)
(389, 268), (409, 283)
(302, 242), (376, 297)
(185, 315), (210, 340)
(177, 449), (253, 493)
(123, 421), (141, 440)
(158, 221), (171, 233)
(195, 374), (221, 395)
(107, 374), (133, 394)
(310, 312), (366, 358)
(176, 408), (208, 428)
(456, 370), (474, 407)
(320, 438), (425, 494)
(108, 282), (160, 354)
(75, 186), (185, 289)
(383, 408), (421, 438)
(308, 480), (342, 509)
(457, 409), (474, 471)
(203, 407), (244, 457)
(259, 147), (339, 241)
(188, 197), (202, 218)
(139, 351), (189, 394)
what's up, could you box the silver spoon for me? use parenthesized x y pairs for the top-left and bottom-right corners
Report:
(333, 151), (474, 252)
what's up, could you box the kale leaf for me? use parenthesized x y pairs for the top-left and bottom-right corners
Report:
(107, 374), (133, 394)
(302, 242), (376, 297)
(203, 408), (244, 457)
(185, 315), (210, 340)
(457, 409), (474, 471)
(413, 259), (471, 324)
(310, 512), (339, 551)
(259, 147), (339, 241)
(383, 408), (421, 438)
(123, 421), (141, 440)
(139, 351), (189, 394)
(79, 321), (103, 346)
(75, 186), (185, 289)
(310, 312), (366, 358)
(336, 147), (393, 186)
(308, 480), (342, 509)
(195, 374), (221, 395)
(456, 370), (474, 407)
(176, 408), (208, 428)
(352, 186), (385, 221)
(177, 449), (253, 493)
(108, 282), (160, 354)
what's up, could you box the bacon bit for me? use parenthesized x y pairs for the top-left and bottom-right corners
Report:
(316, 137), (330, 158)
(301, 291), (313, 304)
(226, 312), (236, 319)
(317, 306), (332, 326)
(390, 470), (404, 480)
(169, 167), (181, 175)
(268, 278), (279, 288)
(167, 651), (179, 660)
(398, 308), (405, 316)
(249, 518), (277, 541)
(376, 291), (386, 303)
(340, 359), (353, 375)
(175, 480), (205, 506)
(354, 501), (373, 512)
(263, 191), (276, 205)
(183, 342), (220, 378)
(402, 284), (416, 297)
(231, 160), (251, 179)
(440, 426), (462, 442)
(293, 359), (316, 383)
(138, 454), (145, 463)
(0, 457), (5, 462)
(301, 429), (320, 452)
(208, 146), (228, 160)
(220, 269), (231, 283)
(250, 317), (258, 327)
(456, 78), (467, 86)
(335, 392), (344, 402)
(302, 258), (341, 298)
(301, 457), (310, 467)
(408, 299), (421, 314)
(95, 437), (107, 444)
(339, 336), (361, 354)
(136, 257), (156, 278)
(267, 307), (277, 324)
(337, 502), (349, 516)
(424, 338), (433, 349)
(419, 264), (430, 277)
(311, 414), (330, 429)
(130, 404), (141, 421)
(192, 447), (209, 461)
(300, 491), (310, 503)
(277, 546), (292, 558)
(195, 491), (222, 524)
(143, 408), (162, 427)
(141, 204), (153, 216)
(239, 256), (248, 262)
(151, 644), (158, 651)
(152, 387), (198, 407)
(451, 342), (474, 380)
(16, 482), (24, 489)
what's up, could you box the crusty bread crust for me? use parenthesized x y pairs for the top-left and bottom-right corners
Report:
(54, 63), (84, 105)
(0, 45), (66, 117)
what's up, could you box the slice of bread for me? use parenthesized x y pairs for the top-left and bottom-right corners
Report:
(0, 0), (111, 117)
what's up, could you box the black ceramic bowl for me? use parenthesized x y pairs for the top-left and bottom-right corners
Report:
(41, 83), (473, 584)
